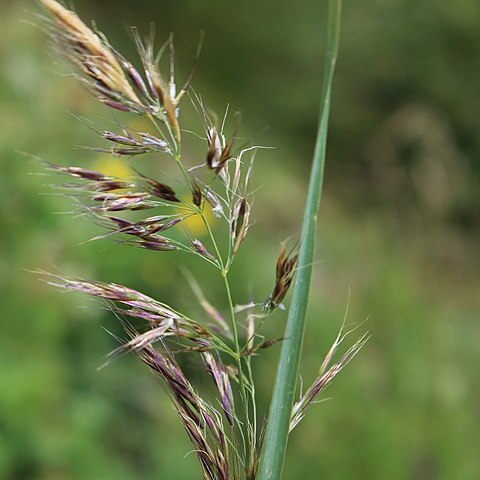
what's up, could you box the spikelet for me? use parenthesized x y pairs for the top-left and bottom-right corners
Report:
(40, 0), (142, 110)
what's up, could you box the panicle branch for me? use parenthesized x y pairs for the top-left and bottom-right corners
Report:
(290, 332), (370, 432)
(139, 346), (231, 480)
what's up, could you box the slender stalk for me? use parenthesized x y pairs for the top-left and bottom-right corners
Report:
(199, 211), (250, 457)
(245, 356), (257, 477)
(257, 2), (342, 479)
(222, 271), (250, 455)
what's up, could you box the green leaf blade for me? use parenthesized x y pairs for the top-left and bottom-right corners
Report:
(257, 1), (343, 479)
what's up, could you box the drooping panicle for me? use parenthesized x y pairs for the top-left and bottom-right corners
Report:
(42, 272), (218, 352)
(43, 273), (167, 306)
(138, 346), (230, 480)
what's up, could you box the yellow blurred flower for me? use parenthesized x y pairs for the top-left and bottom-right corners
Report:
(92, 155), (134, 180)
(127, 117), (157, 136)
(181, 198), (215, 237)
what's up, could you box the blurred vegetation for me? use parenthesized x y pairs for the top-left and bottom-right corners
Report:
(1, 0), (479, 479)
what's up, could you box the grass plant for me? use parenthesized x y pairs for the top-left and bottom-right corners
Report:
(35, 1), (365, 478)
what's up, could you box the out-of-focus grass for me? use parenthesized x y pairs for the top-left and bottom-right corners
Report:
(1, 1), (479, 479)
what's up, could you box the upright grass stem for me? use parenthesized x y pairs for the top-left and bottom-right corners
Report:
(257, 1), (342, 479)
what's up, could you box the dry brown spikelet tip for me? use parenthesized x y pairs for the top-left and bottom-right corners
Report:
(264, 242), (298, 311)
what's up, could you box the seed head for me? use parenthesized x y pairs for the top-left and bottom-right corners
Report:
(192, 239), (217, 262)
(44, 161), (111, 181)
(204, 188), (223, 218)
(141, 175), (180, 203)
(264, 242), (298, 311)
(92, 192), (154, 212)
(231, 197), (251, 255)
(191, 181), (203, 207)
(203, 352), (235, 426)
(206, 126), (235, 174)
(290, 333), (369, 431)
(40, 0), (143, 110)
(99, 131), (170, 156)
(133, 31), (182, 141)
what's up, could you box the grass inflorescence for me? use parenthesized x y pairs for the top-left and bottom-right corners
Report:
(35, 1), (365, 478)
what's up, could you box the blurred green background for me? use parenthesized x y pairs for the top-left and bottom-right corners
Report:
(1, 0), (479, 479)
